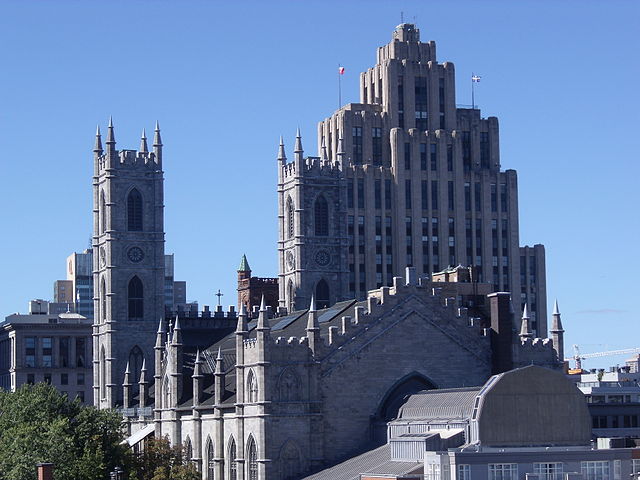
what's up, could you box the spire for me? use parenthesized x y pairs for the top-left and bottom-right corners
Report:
(294, 127), (304, 161)
(124, 360), (131, 378)
(321, 137), (328, 161)
(520, 304), (533, 338)
(106, 116), (116, 145)
(307, 296), (319, 331)
(551, 299), (564, 332)
(236, 302), (248, 333)
(278, 135), (287, 163)
(309, 295), (316, 313)
(93, 125), (103, 153)
(172, 315), (182, 345)
(153, 121), (162, 147)
(216, 346), (223, 362)
(238, 254), (251, 272)
(139, 358), (147, 384)
(257, 294), (270, 331)
(140, 128), (148, 153)
(155, 317), (165, 348)
(193, 349), (203, 377)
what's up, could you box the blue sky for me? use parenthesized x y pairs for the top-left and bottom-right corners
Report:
(0, 1), (638, 369)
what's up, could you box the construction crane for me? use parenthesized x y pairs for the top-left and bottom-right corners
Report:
(565, 345), (640, 370)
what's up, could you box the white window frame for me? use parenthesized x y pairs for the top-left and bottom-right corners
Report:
(488, 463), (518, 480)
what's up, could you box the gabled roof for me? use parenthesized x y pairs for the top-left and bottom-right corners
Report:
(301, 444), (422, 480)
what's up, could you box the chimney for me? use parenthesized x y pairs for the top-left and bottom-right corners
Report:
(37, 463), (54, 480)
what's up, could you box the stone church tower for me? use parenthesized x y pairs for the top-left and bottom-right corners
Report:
(277, 132), (349, 312)
(92, 119), (166, 408)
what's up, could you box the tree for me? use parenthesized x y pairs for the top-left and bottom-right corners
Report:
(131, 437), (199, 480)
(0, 383), (130, 480)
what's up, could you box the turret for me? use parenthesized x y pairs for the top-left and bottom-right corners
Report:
(192, 349), (204, 407)
(278, 135), (287, 166)
(306, 295), (320, 354)
(106, 116), (116, 157)
(550, 300), (565, 364)
(519, 304), (533, 340)
(139, 358), (148, 408)
(123, 361), (132, 409)
(93, 125), (103, 155)
(140, 128), (148, 154)
(294, 127), (304, 162)
(172, 315), (182, 346)
(214, 347), (225, 404)
(153, 120), (162, 165)
(236, 303), (248, 361)
(154, 317), (165, 407)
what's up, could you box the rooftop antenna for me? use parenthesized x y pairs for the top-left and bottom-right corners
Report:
(401, 11), (404, 23)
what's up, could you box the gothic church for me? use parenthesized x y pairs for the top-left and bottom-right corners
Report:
(92, 24), (564, 480)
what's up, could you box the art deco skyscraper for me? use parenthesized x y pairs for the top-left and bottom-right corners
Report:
(278, 24), (547, 335)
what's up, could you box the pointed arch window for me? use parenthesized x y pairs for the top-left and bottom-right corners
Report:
(228, 437), (237, 480)
(287, 280), (295, 313)
(281, 442), (301, 480)
(100, 190), (107, 233)
(127, 188), (143, 231)
(247, 436), (258, 480)
(129, 346), (144, 384)
(247, 369), (258, 403)
(128, 276), (143, 320)
(315, 279), (330, 309)
(101, 277), (107, 322)
(100, 346), (106, 400)
(286, 197), (294, 239)
(185, 436), (193, 462)
(314, 195), (329, 236)
(206, 437), (215, 480)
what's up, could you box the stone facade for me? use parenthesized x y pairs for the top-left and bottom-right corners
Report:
(92, 120), (166, 409)
(145, 272), (563, 480)
(237, 255), (279, 315)
(277, 23), (547, 335)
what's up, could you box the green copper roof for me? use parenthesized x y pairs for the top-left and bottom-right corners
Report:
(238, 254), (250, 272)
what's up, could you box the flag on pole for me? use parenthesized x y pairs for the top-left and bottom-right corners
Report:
(471, 74), (481, 82)
(339, 66), (345, 75)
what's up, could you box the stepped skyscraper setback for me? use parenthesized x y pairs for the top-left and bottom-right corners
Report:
(278, 23), (547, 334)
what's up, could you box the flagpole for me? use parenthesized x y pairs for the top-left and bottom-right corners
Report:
(338, 63), (342, 110)
(471, 72), (475, 110)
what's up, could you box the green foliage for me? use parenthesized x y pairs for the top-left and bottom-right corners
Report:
(131, 437), (200, 480)
(0, 383), (130, 480)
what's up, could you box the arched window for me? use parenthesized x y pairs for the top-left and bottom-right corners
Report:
(247, 436), (258, 480)
(185, 436), (193, 462)
(278, 368), (301, 402)
(287, 280), (295, 313)
(128, 276), (143, 320)
(280, 441), (301, 480)
(129, 346), (144, 383)
(315, 279), (330, 309)
(247, 369), (258, 403)
(286, 197), (294, 239)
(206, 437), (215, 480)
(228, 437), (237, 480)
(100, 190), (106, 233)
(127, 188), (143, 231)
(100, 278), (106, 318)
(162, 375), (170, 408)
(100, 346), (106, 400)
(314, 195), (329, 236)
